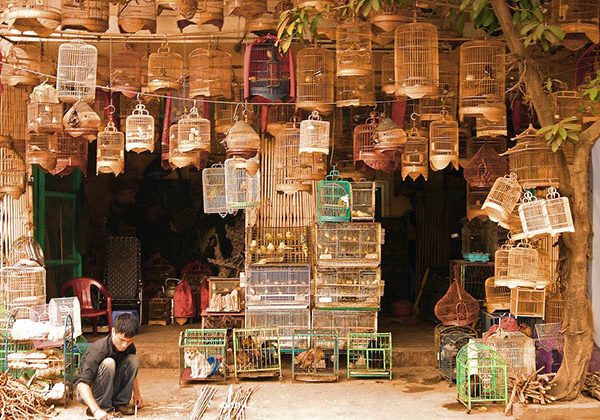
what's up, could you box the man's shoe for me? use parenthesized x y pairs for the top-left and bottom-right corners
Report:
(115, 405), (136, 416)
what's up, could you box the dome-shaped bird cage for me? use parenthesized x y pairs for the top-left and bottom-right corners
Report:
(544, 187), (574, 235)
(353, 112), (379, 165)
(0, 137), (26, 200)
(245, 7), (278, 36)
(481, 173), (522, 224)
(381, 53), (396, 95)
(225, 115), (260, 159)
(177, 105), (211, 153)
(275, 121), (327, 184)
(111, 47), (143, 98)
(336, 19), (372, 77)
(463, 143), (508, 188)
(401, 129), (429, 181)
(168, 123), (208, 170)
(518, 191), (552, 238)
(394, 22), (439, 99)
(224, 156), (260, 210)
(434, 279), (480, 326)
(63, 100), (101, 141)
(5, 1), (61, 37)
(244, 34), (295, 102)
(317, 168), (351, 224)
(50, 133), (88, 176)
(459, 40), (506, 122)
(27, 82), (63, 135)
(1, 43), (40, 88)
(147, 43), (183, 94)
(420, 49), (459, 121)
(189, 47), (232, 99)
(61, 0), (109, 32)
(370, 1), (409, 33)
(226, 0), (267, 20)
(96, 121), (125, 176)
(125, 102), (155, 153)
(429, 113), (459, 171)
(56, 41), (97, 103)
(299, 111), (330, 155)
(202, 163), (229, 216)
(118, 0), (157, 33)
(335, 74), (375, 107)
(551, 0), (599, 50)
(26, 133), (57, 172)
(296, 46), (335, 115)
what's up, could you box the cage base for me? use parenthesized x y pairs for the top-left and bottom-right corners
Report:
(348, 369), (392, 379)
(236, 370), (281, 379)
(293, 373), (338, 383)
(179, 367), (226, 385)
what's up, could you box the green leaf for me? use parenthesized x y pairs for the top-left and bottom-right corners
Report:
(482, 9), (496, 26)
(362, 1), (372, 17)
(551, 140), (561, 152)
(277, 16), (291, 40)
(286, 20), (297, 35)
(537, 125), (554, 134)
(547, 25), (565, 41)
(567, 132), (580, 142)
(520, 22), (538, 35)
(371, 0), (381, 11)
(558, 127), (567, 140)
(281, 36), (293, 53)
(310, 14), (321, 36)
(533, 24), (544, 40)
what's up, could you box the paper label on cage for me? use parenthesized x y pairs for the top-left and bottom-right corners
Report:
(319, 254), (332, 260)
(319, 297), (333, 303)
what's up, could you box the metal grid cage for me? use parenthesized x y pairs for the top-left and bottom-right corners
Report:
(482, 173), (522, 224)
(429, 117), (459, 171)
(61, 0), (109, 32)
(317, 169), (351, 224)
(299, 111), (330, 155)
(440, 330), (476, 383)
(233, 327), (281, 378)
(5, 1), (61, 36)
(189, 48), (232, 99)
(125, 103), (155, 154)
(117, 0), (156, 33)
(351, 180), (375, 221)
(27, 83), (62, 135)
(96, 122), (125, 176)
(296, 46), (335, 115)
(246, 226), (310, 265)
(224, 157), (260, 209)
(292, 330), (339, 382)
(311, 309), (378, 349)
(0, 138), (26, 200)
(177, 106), (211, 153)
(315, 222), (383, 267)
(202, 163), (229, 216)
(244, 309), (310, 350)
(510, 287), (546, 318)
(314, 266), (382, 309)
(401, 130), (429, 181)
(147, 45), (183, 94)
(485, 277), (510, 313)
(336, 20), (372, 77)
(56, 41), (98, 103)
(434, 325), (478, 367)
(244, 265), (311, 309)
(48, 297), (82, 339)
(178, 329), (228, 384)
(0, 262), (46, 311)
(347, 332), (392, 379)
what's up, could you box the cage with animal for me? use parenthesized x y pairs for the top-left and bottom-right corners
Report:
(233, 327), (282, 379)
(347, 333), (393, 380)
(292, 330), (339, 382)
(178, 329), (228, 386)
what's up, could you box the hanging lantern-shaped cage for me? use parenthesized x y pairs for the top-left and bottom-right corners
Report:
(96, 121), (125, 176)
(336, 20), (372, 77)
(56, 41), (98, 103)
(147, 43), (183, 94)
(394, 22), (439, 99)
(1, 43), (41, 87)
(189, 47), (232, 99)
(26, 133), (57, 172)
(168, 124), (208, 170)
(177, 106), (211, 153)
(224, 157), (260, 210)
(353, 112), (379, 164)
(463, 143), (508, 188)
(459, 40), (506, 121)
(401, 129), (429, 181)
(125, 102), (155, 153)
(226, 0), (267, 20)
(61, 0), (109, 32)
(299, 111), (330, 155)
(336, 74), (375, 108)
(481, 173), (522, 224)
(50, 133), (88, 176)
(118, 0), (157, 33)
(63, 100), (101, 141)
(5, 1), (61, 36)
(202, 163), (230, 217)
(551, 0), (599, 49)
(0, 136), (26, 200)
(518, 191), (552, 238)
(296, 46), (335, 115)
(225, 117), (260, 159)
(429, 114), (459, 171)
(27, 83), (63, 135)
(544, 187), (574, 235)
(381, 53), (396, 95)
(317, 168), (351, 224)
(187, 0), (224, 29)
(111, 48), (143, 98)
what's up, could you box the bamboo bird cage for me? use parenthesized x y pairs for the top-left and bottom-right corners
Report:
(551, 0), (599, 49)
(545, 187), (574, 235)
(1, 43), (40, 88)
(26, 133), (57, 172)
(353, 112), (379, 165)
(27, 83), (63, 135)
(296, 46), (335, 115)
(63, 100), (101, 141)
(225, 118), (260, 158)
(175, 0), (197, 18)
(485, 277), (511, 313)
(275, 121), (327, 184)
(5, 0), (61, 37)
(336, 20), (372, 77)
(466, 186), (490, 220)
(466, 136), (507, 161)
(482, 173), (522, 224)
(169, 124), (207, 170)
(183, 0), (224, 30)
(420, 50), (459, 121)
(224, 156), (260, 210)
(510, 287), (546, 318)
(370, 1), (409, 32)
(265, 105), (296, 137)
(0, 261), (46, 311)
(202, 163), (229, 216)
(550, 90), (599, 125)
(245, 7), (278, 35)
(505, 241), (539, 288)
(429, 114), (459, 171)
(545, 290), (564, 323)
(394, 22), (439, 99)
(147, 43), (183, 94)
(518, 191), (552, 238)
(0, 137), (26, 200)
(459, 40), (506, 121)
(476, 116), (508, 137)
(95, 53), (111, 91)
(350, 180), (375, 221)
(125, 102), (155, 153)
(299, 111), (330, 155)
(226, 0), (267, 20)
(50, 133), (88, 176)
(401, 129), (429, 181)
(374, 116), (406, 155)
(463, 143), (508, 188)
(56, 41), (97, 103)
(96, 121), (125, 176)
(336, 74), (375, 107)
(61, 0), (109, 32)
(111, 48), (143, 98)
(493, 242), (512, 288)
(189, 47), (232, 99)
(177, 106), (211, 153)
(118, 0), (157, 33)
(381, 53), (396, 95)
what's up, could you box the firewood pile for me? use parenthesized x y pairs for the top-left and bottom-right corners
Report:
(583, 372), (600, 401)
(505, 368), (556, 415)
(0, 371), (55, 418)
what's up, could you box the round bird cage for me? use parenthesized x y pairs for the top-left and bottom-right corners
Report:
(434, 280), (480, 327)
(296, 46), (335, 115)
(188, 0), (224, 29)
(168, 124), (208, 170)
(56, 41), (97, 103)
(482, 173), (522, 224)
(265, 105), (296, 137)
(5, 1), (61, 37)
(226, 0), (267, 20)
(61, 0), (109, 32)
(63, 100), (101, 141)
(26, 133), (57, 172)
(394, 22), (439, 99)
(353, 112), (379, 165)
(336, 19), (372, 77)
(0, 137), (26, 200)
(96, 121), (125, 176)
(118, 0), (156, 33)
(551, 0), (599, 50)
(429, 114), (459, 171)
(485, 276), (511, 312)
(463, 143), (508, 188)
(125, 102), (155, 153)
(245, 7), (278, 35)
(401, 129), (429, 181)
(111, 47), (143, 98)
(544, 187), (574, 235)
(225, 117), (260, 159)
(316, 168), (351, 224)
(336, 74), (375, 107)
(518, 191), (552, 238)
(224, 156), (260, 210)
(50, 133), (88, 176)
(189, 47), (232, 99)
(550, 90), (599, 125)
(374, 116), (407, 155)
(299, 111), (330, 155)
(27, 83), (63, 135)
(420, 49), (459, 121)
(147, 43), (183, 94)
(459, 40), (506, 122)
(177, 106), (211, 153)
(381, 53), (396, 95)
(1, 43), (40, 87)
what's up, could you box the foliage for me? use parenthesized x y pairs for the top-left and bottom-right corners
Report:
(582, 71), (600, 103)
(537, 116), (582, 152)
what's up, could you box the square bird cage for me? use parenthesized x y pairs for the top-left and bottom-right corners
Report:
(246, 226), (310, 265)
(244, 265), (311, 309)
(481, 173), (522, 224)
(224, 157), (260, 210)
(292, 330), (339, 383)
(315, 222), (383, 267)
(317, 169), (351, 224)
(233, 327), (281, 379)
(202, 163), (230, 217)
(511, 287), (546, 318)
(451, 260), (495, 302)
(347, 332), (392, 380)
(440, 328), (478, 383)
(485, 277), (510, 313)
(314, 267), (382, 310)
(351, 181), (376, 221)
(0, 263), (46, 312)
(245, 308), (311, 350)
(178, 329), (228, 385)
(311, 309), (378, 350)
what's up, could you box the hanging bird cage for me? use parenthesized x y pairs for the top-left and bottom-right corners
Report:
(499, 209), (526, 241)
(5, 0), (61, 36)
(381, 53), (396, 95)
(350, 180), (375, 221)
(188, 0), (224, 29)
(370, 1), (409, 33)
(373, 116), (407, 155)
(316, 168), (351, 224)
(394, 22), (439, 99)
(224, 156), (260, 210)
(299, 111), (330, 155)
(189, 47), (232, 99)
(296, 46), (335, 115)
(63, 100), (101, 141)
(459, 40), (506, 122)
(225, 117), (260, 159)
(226, 0), (267, 20)
(27, 83), (63, 135)
(244, 35), (295, 102)
(96, 121), (125, 176)
(26, 133), (57, 172)
(177, 106), (211, 153)
(118, 0), (156, 33)
(56, 41), (97, 103)
(494, 241), (512, 286)
(0, 137), (26, 200)
(485, 277), (511, 312)
(245, 7), (278, 35)
(50, 133), (88, 176)
(503, 241), (539, 288)
(111, 48), (143, 98)
(1, 43), (40, 87)
(401, 129), (429, 181)
(169, 124), (208, 170)
(466, 186), (490, 220)
(125, 102), (155, 153)
(429, 114), (459, 171)
(353, 112), (379, 164)
(336, 74), (375, 107)
(202, 163), (230, 216)
(550, 90), (598, 124)
(463, 143), (508, 188)
(147, 43), (183, 94)
(336, 19), (372, 77)
(510, 287), (546, 318)
(481, 173), (522, 224)
(476, 116), (508, 137)
(420, 50), (459, 121)
(544, 187), (574, 235)
(265, 105), (295, 137)
(61, 0), (109, 32)
(518, 191), (552, 238)
(551, 0), (599, 48)
(434, 280), (480, 327)
(215, 103), (255, 136)
(466, 136), (507, 161)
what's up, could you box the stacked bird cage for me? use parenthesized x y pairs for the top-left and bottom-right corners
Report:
(317, 169), (351, 224)
(61, 0), (109, 32)
(224, 157), (260, 210)
(545, 187), (575, 234)
(0, 261), (46, 312)
(312, 309), (378, 350)
(463, 144), (508, 189)
(26, 133), (57, 172)
(246, 226), (310, 266)
(482, 173), (522, 224)
(511, 287), (546, 318)
(244, 265), (311, 309)
(206, 277), (243, 313)
(96, 121), (125, 176)
(350, 180), (375, 221)
(401, 129), (429, 181)
(314, 266), (382, 309)
(347, 332), (392, 379)
(189, 47), (232, 99)
(551, 0), (599, 49)
(5, 0), (61, 36)
(315, 222), (383, 266)
(56, 41), (98, 103)
(233, 327), (281, 378)
(27, 83), (63, 135)
(178, 329), (228, 385)
(125, 102), (155, 154)
(0, 137), (26, 200)
(292, 330), (339, 382)
(296, 46), (335, 114)
(275, 121), (327, 184)
(147, 43), (183, 93)
(111, 48), (143, 98)
(117, 0), (157, 33)
(429, 115), (459, 171)
(440, 329), (477, 383)
(485, 277), (510, 312)
(1, 44), (41, 88)
(244, 310), (309, 351)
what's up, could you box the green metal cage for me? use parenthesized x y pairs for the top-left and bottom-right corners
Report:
(292, 330), (339, 382)
(456, 342), (508, 413)
(178, 328), (228, 386)
(233, 327), (281, 379)
(317, 169), (351, 224)
(347, 332), (393, 380)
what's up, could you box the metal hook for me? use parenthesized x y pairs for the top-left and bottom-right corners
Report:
(105, 104), (116, 115)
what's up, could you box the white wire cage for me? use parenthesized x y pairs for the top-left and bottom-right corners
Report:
(299, 111), (330, 155)
(177, 106), (211, 153)
(244, 308), (311, 350)
(125, 102), (155, 153)
(314, 266), (382, 309)
(518, 191), (552, 238)
(224, 157), (260, 210)
(481, 173), (522, 224)
(96, 121), (125, 176)
(56, 41), (98, 104)
(244, 265), (311, 309)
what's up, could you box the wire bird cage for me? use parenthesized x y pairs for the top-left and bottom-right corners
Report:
(264, 105), (296, 137)
(0, 261), (46, 311)
(117, 0), (156, 33)
(244, 35), (295, 102)
(434, 280), (480, 327)
(125, 102), (155, 154)
(178, 329), (227, 385)
(314, 266), (381, 309)
(369, 0), (409, 31)
(420, 49), (459, 121)
(440, 330), (477, 383)
(545, 291), (564, 323)
(351, 180), (375, 221)
(224, 119), (260, 159)
(246, 226), (310, 265)
(481, 173), (522, 224)
(511, 287), (546, 318)
(518, 191), (552, 238)
(169, 125), (208, 170)
(296, 46), (335, 114)
(466, 186), (490, 220)
(189, 47), (232, 99)
(202, 164), (230, 216)
(476, 116), (508, 137)
(381, 53), (396, 95)
(317, 169), (351, 224)
(61, 0), (109, 32)
(274, 122), (327, 183)
(27, 83), (63, 135)
(26, 133), (57, 172)
(503, 241), (538, 287)
(0, 138), (26, 200)
(312, 309), (377, 350)
(50, 133), (88, 176)
(459, 40), (506, 122)
(292, 330), (339, 382)
(315, 222), (383, 266)
(56, 41), (97, 104)
(244, 309), (310, 350)
(394, 22), (439, 99)
(434, 325), (478, 368)
(226, 0), (266, 20)
(463, 144), (508, 188)
(244, 265), (311, 309)
(551, 0), (599, 48)
(456, 342), (508, 412)
(481, 330), (537, 377)
(335, 74), (376, 108)
(1, 44), (41, 88)
(336, 19), (372, 77)
(544, 187), (574, 235)
(347, 333), (392, 379)
(353, 112), (379, 164)
(551, 90), (599, 125)
(401, 129), (429, 181)
(233, 327), (281, 378)
(298, 111), (330, 155)
(429, 116), (459, 171)
(177, 106), (210, 153)
(147, 44), (183, 93)
(5, 0), (61, 36)
(224, 157), (260, 210)
(96, 121), (125, 176)
(485, 277), (510, 312)
(111, 48), (143, 98)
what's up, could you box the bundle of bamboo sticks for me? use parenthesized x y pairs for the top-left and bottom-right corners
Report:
(583, 372), (600, 401)
(505, 368), (556, 415)
(0, 371), (55, 418)
(188, 386), (217, 420)
(217, 385), (256, 420)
